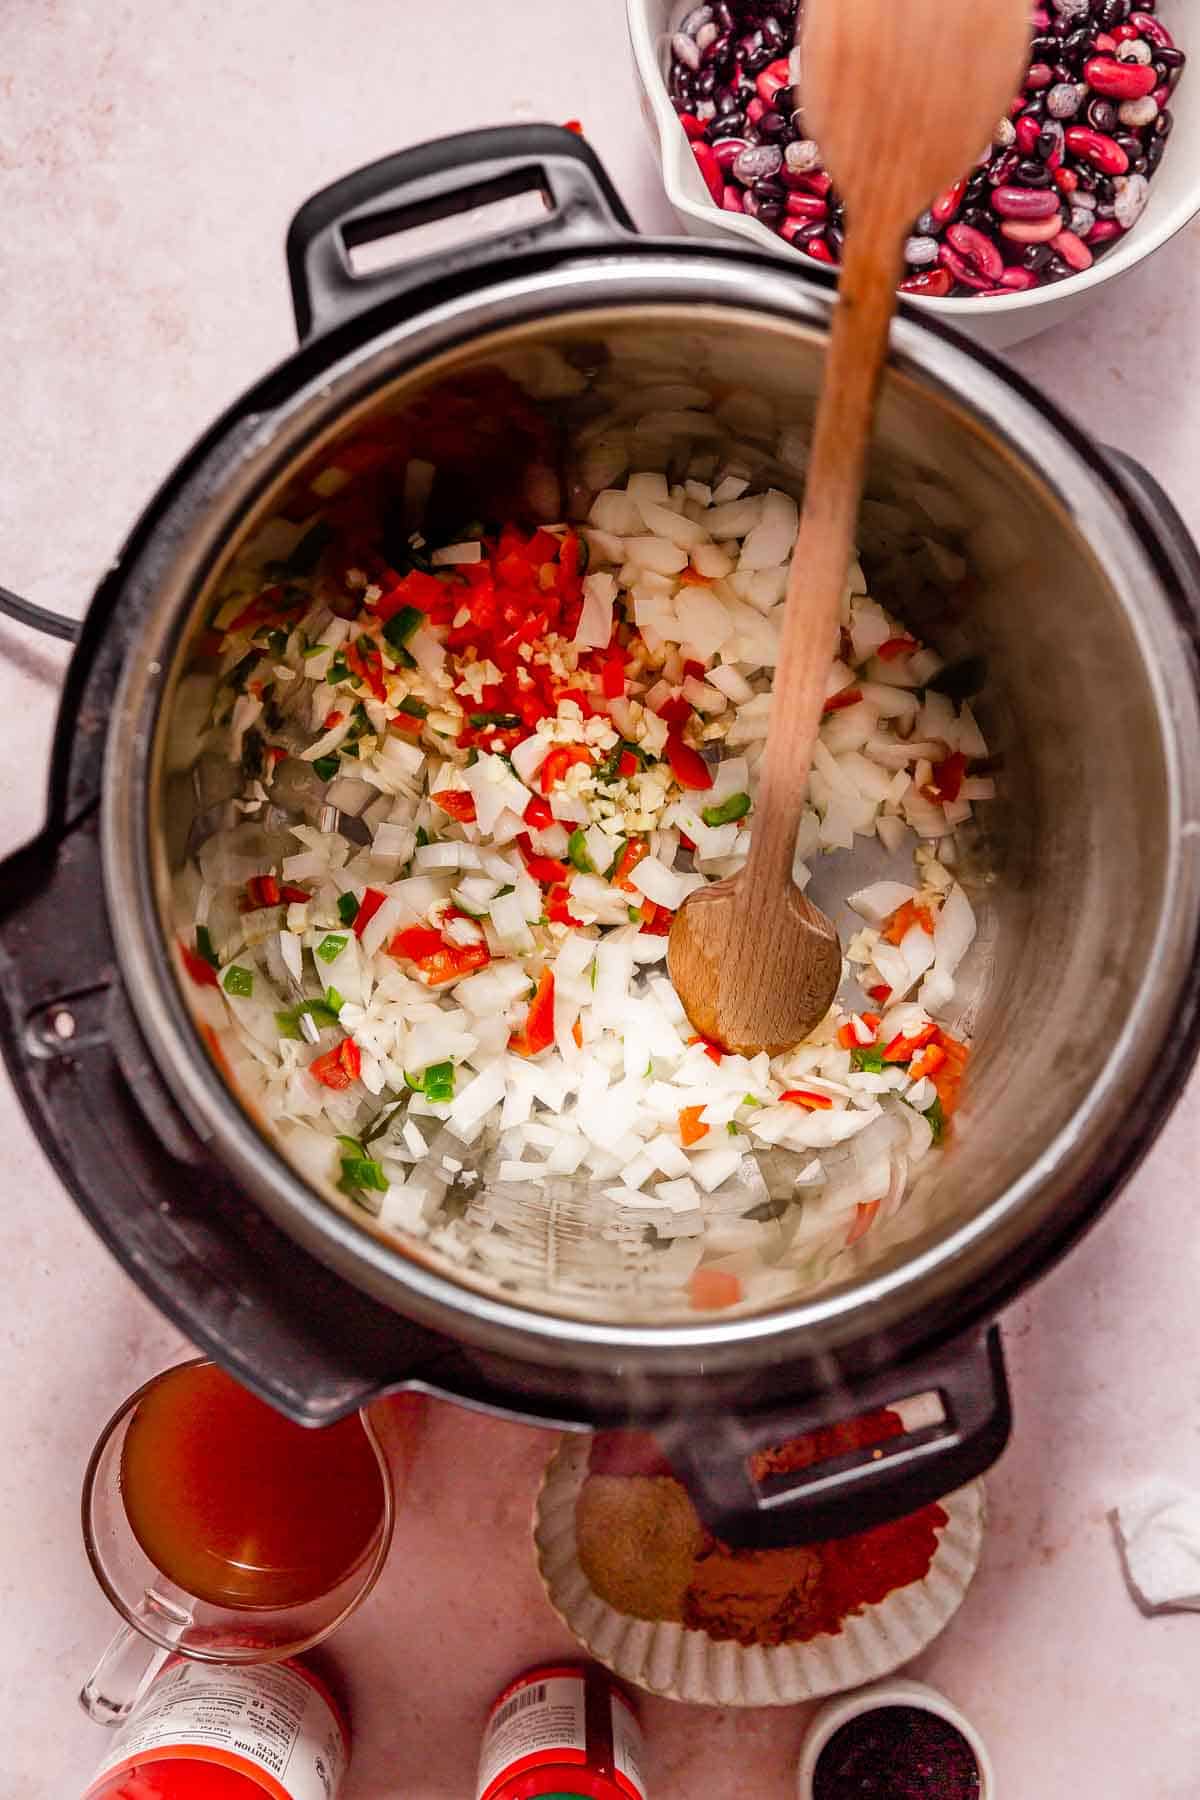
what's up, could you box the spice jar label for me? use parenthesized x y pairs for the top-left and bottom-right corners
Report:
(84, 1659), (348, 1800)
(476, 1671), (588, 1800)
(610, 1691), (649, 1800)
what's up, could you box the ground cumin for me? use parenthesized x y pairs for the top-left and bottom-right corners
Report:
(578, 1412), (948, 1648)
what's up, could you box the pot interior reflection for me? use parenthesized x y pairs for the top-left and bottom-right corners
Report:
(148, 303), (1175, 1327)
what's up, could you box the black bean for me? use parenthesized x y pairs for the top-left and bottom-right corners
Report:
(1037, 122), (1065, 160)
(1019, 159), (1054, 186)
(1156, 108), (1174, 138)
(1022, 94), (1047, 119)
(1023, 243), (1056, 273)
(827, 223), (846, 259)
(754, 199), (784, 227)
(1156, 46), (1186, 70)
(1045, 253), (1076, 280)
(1087, 98), (1118, 131)
(754, 176), (786, 199)
(1063, 29), (1092, 60)
(1146, 133), (1167, 170)
(989, 149), (1019, 185)
(694, 65), (717, 97)
(1094, 0), (1130, 27)
(1114, 132), (1141, 162)
(757, 110), (789, 140)
(1031, 34), (1058, 59)
(761, 14), (785, 47)
(961, 206), (995, 233)
(716, 88), (741, 114)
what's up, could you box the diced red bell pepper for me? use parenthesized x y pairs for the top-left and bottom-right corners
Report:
(846, 1199), (881, 1246)
(877, 636), (919, 662)
(657, 694), (693, 727)
(420, 943), (491, 986)
(179, 940), (219, 988)
(517, 833), (570, 885)
(882, 1022), (939, 1064)
(227, 585), (296, 634)
(823, 686), (863, 714)
(539, 745), (594, 794)
(343, 640), (386, 704)
(523, 794), (554, 829)
(279, 884), (312, 905)
(781, 1089), (834, 1110)
(689, 1268), (742, 1311)
(389, 926), (446, 962)
(678, 1105), (709, 1146)
(323, 710), (345, 730)
(245, 874), (281, 909)
(546, 883), (584, 927)
(310, 1038), (361, 1090)
(867, 983), (892, 1004)
(882, 899), (935, 945)
(602, 656), (625, 700)
(373, 570), (445, 621)
(618, 750), (639, 779)
(666, 730), (713, 792)
(510, 968), (555, 1057)
(354, 887), (387, 940)
(909, 1042), (948, 1082)
(686, 1033), (724, 1065)
(921, 750), (967, 805)
(931, 1031), (970, 1117)
(432, 789), (478, 823)
(612, 838), (649, 892)
(682, 659), (707, 682)
(389, 710), (424, 737)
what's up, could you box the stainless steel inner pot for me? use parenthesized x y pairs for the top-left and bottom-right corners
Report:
(101, 254), (1200, 1371)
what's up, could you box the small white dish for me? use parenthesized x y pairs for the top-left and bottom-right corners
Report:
(627, 0), (1199, 350)
(796, 1676), (995, 1797)
(533, 1434), (985, 1708)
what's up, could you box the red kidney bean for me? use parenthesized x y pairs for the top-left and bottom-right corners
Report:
(1087, 217), (1125, 245)
(721, 183), (745, 212)
(1015, 115), (1043, 154)
(691, 141), (724, 205)
(999, 267), (1039, 290)
(711, 136), (748, 168)
(804, 236), (836, 265)
(1064, 125), (1131, 171)
(992, 184), (1062, 219)
(930, 176), (968, 224)
(755, 57), (792, 106)
(1000, 212), (1065, 243)
(1111, 21), (1141, 42)
(745, 97), (765, 126)
(1132, 12), (1175, 49)
(1084, 54), (1159, 99)
(1026, 62), (1054, 90)
(946, 222), (1005, 281)
(1152, 83), (1171, 108)
(937, 244), (994, 291)
(1094, 33), (1118, 55)
(899, 268), (955, 298)
(798, 170), (834, 197)
(1051, 228), (1094, 270)
(678, 113), (706, 141)
(1055, 166), (1080, 192)
(786, 190), (829, 220)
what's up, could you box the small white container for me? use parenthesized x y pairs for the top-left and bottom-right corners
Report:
(796, 1676), (995, 1798)
(627, 0), (1199, 350)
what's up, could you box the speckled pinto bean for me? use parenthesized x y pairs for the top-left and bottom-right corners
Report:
(667, 0), (1185, 296)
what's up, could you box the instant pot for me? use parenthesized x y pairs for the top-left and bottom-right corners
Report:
(3, 127), (1199, 1546)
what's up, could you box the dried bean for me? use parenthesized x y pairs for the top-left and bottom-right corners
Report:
(904, 234), (941, 266)
(993, 183), (1063, 218)
(1000, 211), (1066, 242)
(1052, 227), (1095, 268)
(1118, 93), (1159, 124)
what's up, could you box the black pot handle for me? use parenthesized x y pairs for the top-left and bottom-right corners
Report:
(655, 1326), (1010, 1547)
(286, 123), (636, 341)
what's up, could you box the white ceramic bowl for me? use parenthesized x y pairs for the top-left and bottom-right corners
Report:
(795, 1677), (996, 1798)
(628, 0), (1198, 350)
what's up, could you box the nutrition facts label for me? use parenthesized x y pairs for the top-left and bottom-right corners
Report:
(476, 1673), (587, 1800)
(85, 1660), (347, 1800)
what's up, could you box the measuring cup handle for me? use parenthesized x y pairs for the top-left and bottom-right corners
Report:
(79, 1605), (175, 1724)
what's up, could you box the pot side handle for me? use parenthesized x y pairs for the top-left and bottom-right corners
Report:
(286, 123), (637, 341)
(0, 815), (452, 1426)
(654, 1326), (1011, 1547)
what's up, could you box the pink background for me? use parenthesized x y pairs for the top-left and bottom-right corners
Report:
(2, 3), (1199, 1794)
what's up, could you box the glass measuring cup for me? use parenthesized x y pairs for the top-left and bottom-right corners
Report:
(79, 1357), (399, 1723)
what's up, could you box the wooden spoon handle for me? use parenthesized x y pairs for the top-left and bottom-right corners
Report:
(744, 225), (906, 900)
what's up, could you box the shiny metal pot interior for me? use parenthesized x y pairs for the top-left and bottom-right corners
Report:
(102, 256), (1200, 1371)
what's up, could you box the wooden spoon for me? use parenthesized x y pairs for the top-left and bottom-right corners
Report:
(668, 0), (1029, 1059)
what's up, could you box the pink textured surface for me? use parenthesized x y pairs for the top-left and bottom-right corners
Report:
(2, 3), (1200, 1796)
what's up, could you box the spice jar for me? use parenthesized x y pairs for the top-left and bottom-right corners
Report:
(83, 1657), (349, 1800)
(796, 1677), (993, 1800)
(477, 1662), (647, 1800)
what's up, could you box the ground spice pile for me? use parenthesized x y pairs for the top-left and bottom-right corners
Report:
(577, 1412), (947, 1648)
